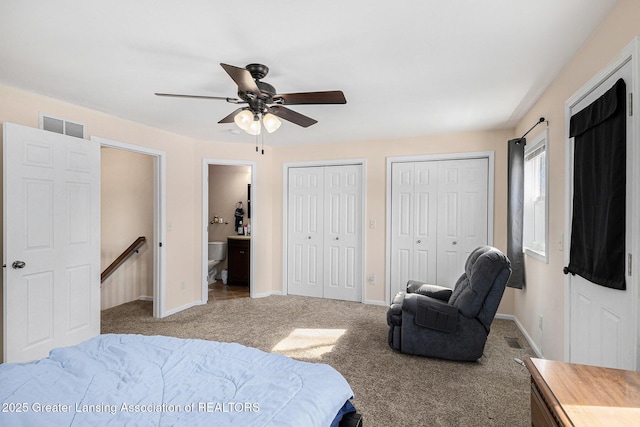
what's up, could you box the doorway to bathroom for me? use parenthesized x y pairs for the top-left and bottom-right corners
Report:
(202, 159), (255, 302)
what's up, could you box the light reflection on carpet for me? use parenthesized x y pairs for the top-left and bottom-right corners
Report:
(272, 328), (347, 359)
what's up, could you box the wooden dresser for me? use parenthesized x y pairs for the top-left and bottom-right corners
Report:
(524, 358), (640, 426)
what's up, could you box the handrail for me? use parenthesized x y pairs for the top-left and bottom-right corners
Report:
(101, 236), (146, 285)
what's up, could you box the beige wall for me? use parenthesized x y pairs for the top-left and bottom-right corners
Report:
(101, 147), (154, 309)
(512, 0), (640, 360)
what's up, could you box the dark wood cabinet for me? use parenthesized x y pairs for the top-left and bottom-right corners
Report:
(227, 237), (250, 286)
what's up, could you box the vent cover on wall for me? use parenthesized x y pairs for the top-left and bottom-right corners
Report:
(39, 113), (85, 138)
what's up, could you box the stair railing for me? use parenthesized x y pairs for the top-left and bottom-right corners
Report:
(101, 236), (147, 285)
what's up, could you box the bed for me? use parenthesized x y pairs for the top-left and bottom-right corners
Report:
(0, 334), (360, 426)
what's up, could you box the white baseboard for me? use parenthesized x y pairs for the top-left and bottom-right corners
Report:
(162, 301), (202, 318)
(252, 290), (283, 298)
(137, 295), (153, 302)
(364, 299), (387, 306)
(495, 313), (543, 358)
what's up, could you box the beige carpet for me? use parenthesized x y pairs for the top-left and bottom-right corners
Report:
(101, 295), (536, 427)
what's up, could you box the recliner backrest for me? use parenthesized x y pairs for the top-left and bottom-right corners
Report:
(448, 246), (511, 330)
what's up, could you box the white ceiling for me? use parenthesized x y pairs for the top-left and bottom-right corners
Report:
(0, 0), (619, 147)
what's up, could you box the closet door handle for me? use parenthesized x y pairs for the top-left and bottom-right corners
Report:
(335, 237), (339, 240)
(452, 241), (457, 245)
(416, 240), (421, 244)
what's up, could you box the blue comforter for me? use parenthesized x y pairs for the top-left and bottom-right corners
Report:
(0, 334), (354, 426)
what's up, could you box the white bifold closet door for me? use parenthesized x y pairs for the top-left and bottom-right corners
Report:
(390, 158), (488, 299)
(287, 164), (362, 302)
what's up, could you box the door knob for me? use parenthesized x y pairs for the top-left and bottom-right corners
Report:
(308, 236), (312, 239)
(452, 241), (457, 245)
(12, 260), (26, 269)
(416, 240), (422, 244)
(335, 237), (339, 240)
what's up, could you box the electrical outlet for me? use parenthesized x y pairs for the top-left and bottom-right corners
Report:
(368, 274), (376, 283)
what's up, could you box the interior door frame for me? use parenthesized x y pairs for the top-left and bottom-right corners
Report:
(202, 159), (256, 302)
(282, 158), (367, 302)
(563, 36), (640, 368)
(91, 137), (167, 318)
(385, 151), (495, 305)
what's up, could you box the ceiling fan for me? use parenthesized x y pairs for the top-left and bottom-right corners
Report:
(155, 63), (347, 135)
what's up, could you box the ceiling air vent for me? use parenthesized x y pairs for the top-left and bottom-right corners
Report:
(39, 113), (86, 139)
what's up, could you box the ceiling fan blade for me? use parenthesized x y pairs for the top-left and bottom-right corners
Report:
(220, 63), (262, 96)
(155, 93), (242, 103)
(218, 108), (244, 124)
(268, 106), (318, 128)
(273, 90), (346, 105)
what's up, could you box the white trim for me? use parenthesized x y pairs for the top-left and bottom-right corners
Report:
(281, 158), (367, 302)
(523, 128), (549, 264)
(162, 300), (201, 318)
(91, 136), (167, 318)
(496, 314), (543, 358)
(563, 36), (639, 367)
(385, 151), (495, 305)
(252, 290), (283, 298)
(202, 158), (257, 302)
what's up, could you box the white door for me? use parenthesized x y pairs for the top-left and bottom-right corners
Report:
(287, 164), (362, 301)
(390, 161), (437, 296)
(323, 165), (362, 301)
(3, 123), (100, 363)
(287, 167), (324, 298)
(567, 60), (635, 369)
(436, 159), (489, 286)
(390, 158), (489, 299)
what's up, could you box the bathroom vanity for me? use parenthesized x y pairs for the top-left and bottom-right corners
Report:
(227, 236), (250, 287)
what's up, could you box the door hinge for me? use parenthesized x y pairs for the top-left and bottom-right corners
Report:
(629, 253), (632, 276)
(629, 93), (633, 116)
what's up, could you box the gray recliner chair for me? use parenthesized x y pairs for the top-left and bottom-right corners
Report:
(386, 246), (511, 361)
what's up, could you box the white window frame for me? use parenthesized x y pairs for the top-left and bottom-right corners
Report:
(523, 128), (549, 263)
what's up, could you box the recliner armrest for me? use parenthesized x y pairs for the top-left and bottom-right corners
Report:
(406, 280), (453, 301)
(387, 292), (405, 327)
(402, 293), (458, 333)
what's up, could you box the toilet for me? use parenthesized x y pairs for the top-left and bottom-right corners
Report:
(207, 241), (227, 284)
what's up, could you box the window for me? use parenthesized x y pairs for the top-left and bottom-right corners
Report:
(523, 129), (548, 262)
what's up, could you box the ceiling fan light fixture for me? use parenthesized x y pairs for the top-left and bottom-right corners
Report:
(234, 109), (253, 131)
(246, 117), (261, 135)
(263, 113), (282, 133)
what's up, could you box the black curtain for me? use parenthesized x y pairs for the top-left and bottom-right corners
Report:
(566, 78), (626, 290)
(507, 138), (525, 289)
